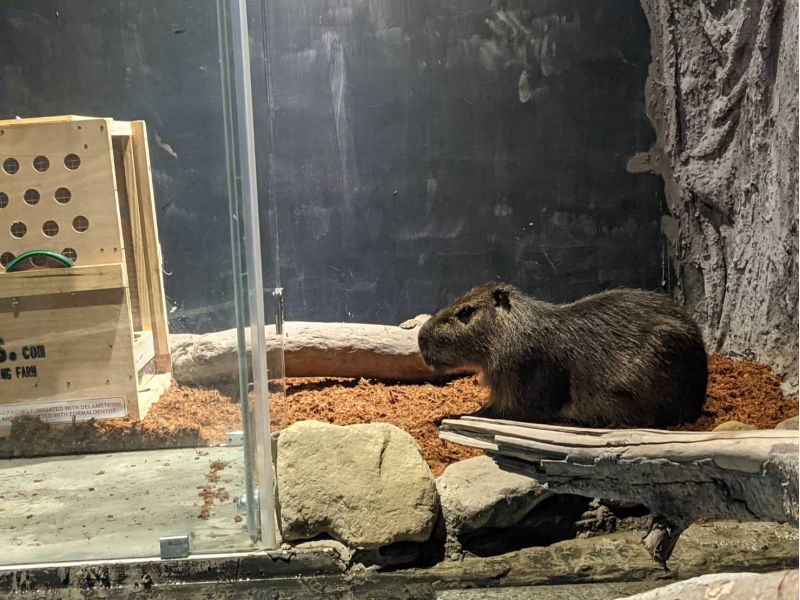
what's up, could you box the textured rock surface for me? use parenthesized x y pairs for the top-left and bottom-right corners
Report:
(436, 456), (593, 558)
(638, 0), (799, 392)
(275, 420), (438, 548)
(619, 569), (798, 600)
(1, 521), (796, 597)
(420, 521), (798, 588)
(437, 456), (551, 536)
(776, 416), (799, 430)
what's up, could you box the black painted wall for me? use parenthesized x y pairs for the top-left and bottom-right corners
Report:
(1, 0), (665, 332)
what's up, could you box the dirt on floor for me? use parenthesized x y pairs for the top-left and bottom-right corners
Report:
(1, 354), (796, 476)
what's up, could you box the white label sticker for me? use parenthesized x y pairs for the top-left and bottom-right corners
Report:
(0, 397), (127, 426)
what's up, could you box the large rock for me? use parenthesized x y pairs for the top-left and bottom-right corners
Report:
(776, 416), (799, 430)
(435, 456), (593, 557)
(436, 456), (551, 537)
(275, 421), (438, 548)
(619, 569), (798, 600)
(170, 321), (473, 386)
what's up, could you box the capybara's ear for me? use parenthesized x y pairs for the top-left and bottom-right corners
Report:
(493, 287), (511, 310)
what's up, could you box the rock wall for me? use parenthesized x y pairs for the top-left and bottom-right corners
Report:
(637, 0), (799, 391)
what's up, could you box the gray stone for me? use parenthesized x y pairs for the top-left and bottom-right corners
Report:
(618, 569), (798, 600)
(276, 420), (438, 548)
(436, 456), (551, 538)
(434, 455), (582, 558)
(775, 416), (799, 430)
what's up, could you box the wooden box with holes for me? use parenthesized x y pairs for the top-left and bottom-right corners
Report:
(0, 115), (172, 435)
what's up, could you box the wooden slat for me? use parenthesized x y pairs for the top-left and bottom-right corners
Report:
(109, 120), (132, 137)
(0, 115), (99, 126)
(112, 137), (142, 329)
(0, 115), (132, 136)
(0, 263), (126, 298)
(133, 330), (155, 373)
(136, 372), (172, 419)
(130, 121), (171, 373)
(120, 137), (152, 332)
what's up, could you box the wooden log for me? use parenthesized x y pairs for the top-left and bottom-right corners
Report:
(170, 321), (474, 386)
(440, 418), (799, 570)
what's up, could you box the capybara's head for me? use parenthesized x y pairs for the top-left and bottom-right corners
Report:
(418, 282), (518, 370)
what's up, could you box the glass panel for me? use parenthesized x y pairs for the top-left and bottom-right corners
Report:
(0, 0), (277, 564)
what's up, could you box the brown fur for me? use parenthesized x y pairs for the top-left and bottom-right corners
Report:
(418, 282), (708, 427)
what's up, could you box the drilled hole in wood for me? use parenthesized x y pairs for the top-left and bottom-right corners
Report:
(42, 220), (59, 237)
(10, 221), (27, 238)
(0, 252), (14, 267)
(30, 254), (48, 268)
(0, 192), (7, 208)
(24, 188), (40, 205)
(62, 247), (77, 262)
(3, 158), (19, 175)
(54, 187), (72, 204)
(72, 215), (89, 232)
(33, 155), (50, 172)
(64, 154), (81, 170)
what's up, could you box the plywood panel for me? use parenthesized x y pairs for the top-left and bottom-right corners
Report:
(0, 288), (139, 417)
(0, 118), (125, 268)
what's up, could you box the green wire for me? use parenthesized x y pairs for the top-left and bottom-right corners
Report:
(3, 250), (74, 272)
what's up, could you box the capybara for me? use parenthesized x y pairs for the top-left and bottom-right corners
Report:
(418, 282), (707, 427)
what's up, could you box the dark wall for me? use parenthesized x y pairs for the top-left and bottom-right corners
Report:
(255, 0), (666, 323)
(0, 0), (665, 331)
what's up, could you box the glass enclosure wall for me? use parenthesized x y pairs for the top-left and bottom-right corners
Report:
(254, 0), (665, 324)
(0, 0), (278, 564)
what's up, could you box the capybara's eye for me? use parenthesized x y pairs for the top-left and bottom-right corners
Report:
(456, 306), (475, 323)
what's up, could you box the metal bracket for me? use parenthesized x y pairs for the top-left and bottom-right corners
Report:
(272, 287), (284, 335)
(159, 535), (190, 560)
(235, 490), (258, 513)
(226, 430), (244, 446)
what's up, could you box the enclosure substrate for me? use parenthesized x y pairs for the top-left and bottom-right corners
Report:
(1, 355), (796, 475)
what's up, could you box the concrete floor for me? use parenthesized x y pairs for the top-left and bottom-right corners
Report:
(0, 447), (256, 565)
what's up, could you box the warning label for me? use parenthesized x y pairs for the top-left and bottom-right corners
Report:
(0, 397), (127, 426)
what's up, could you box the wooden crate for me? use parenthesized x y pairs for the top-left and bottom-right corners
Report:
(0, 115), (171, 434)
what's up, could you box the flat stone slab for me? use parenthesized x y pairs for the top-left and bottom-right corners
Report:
(0, 447), (252, 566)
